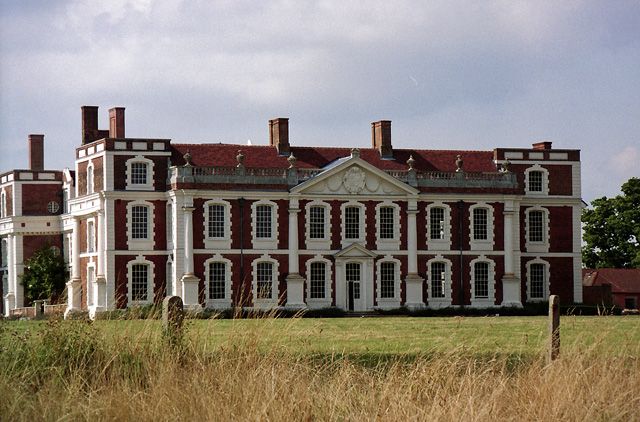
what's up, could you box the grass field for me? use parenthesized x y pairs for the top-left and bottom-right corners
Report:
(1, 316), (639, 420)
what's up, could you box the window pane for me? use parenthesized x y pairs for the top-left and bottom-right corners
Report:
(345, 207), (360, 239)
(379, 207), (395, 239)
(256, 205), (272, 238)
(309, 206), (325, 239)
(208, 204), (225, 238)
(131, 264), (148, 301)
(310, 262), (326, 299)
(256, 262), (273, 299)
(474, 262), (489, 298)
(431, 262), (446, 298)
(473, 208), (488, 240)
(529, 171), (543, 192)
(131, 162), (148, 185)
(380, 262), (395, 298)
(530, 263), (545, 299)
(430, 207), (445, 240)
(131, 206), (148, 239)
(529, 211), (544, 242)
(209, 262), (226, 299)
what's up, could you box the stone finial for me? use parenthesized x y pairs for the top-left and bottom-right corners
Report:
(183, 150), (193, 167)
(287, 153), (297, 169)
(236, 150), (245, 167)
(406, 154), (415, 170)
(351, 148), (360, 159)
(501, 159), (511, 173)
(455, 154), (463, 173)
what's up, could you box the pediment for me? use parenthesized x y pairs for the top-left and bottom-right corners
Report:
(292, 156), (418, 196)
(334, 243), (378, 258)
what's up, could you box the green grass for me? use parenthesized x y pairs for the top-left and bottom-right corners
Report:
(5, 315), (639, 358)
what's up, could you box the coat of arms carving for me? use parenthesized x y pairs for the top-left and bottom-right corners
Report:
(343, 167), (366, 194)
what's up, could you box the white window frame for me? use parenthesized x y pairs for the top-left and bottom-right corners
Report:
(86, 162), (94, 195)
(340, 201), (366, 248)
(375, 256), (401, 309)
(251, 200), (278, 250)
(305, 201), (331, 250)
(204, 254), (233, 309)
(86, 263), (95, 307)
(0, 189), (6, 219)
(203, 199), (232, 249)
(526, 258), (550, 302)
(127, 256), (155, 306)
(469, 203), (495, 251)
(469, 256), (496, 307)
(166, 201), (174, 249)
(426, 256), (453, 308)
(375, 202), (400, 251)
(524, 164), (549, 196)
(305, 255), (333, 308)
(126, 200), (155, 250)
(86, 218), (96, 253)
(426, 202), (452, 250)
(525, 206), (550, 253)
(251, 254), (280, 308)
(125, 156), (154, 191)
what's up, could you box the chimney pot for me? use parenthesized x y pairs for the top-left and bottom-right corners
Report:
(109, 107), (126, 138)
(269, 118), (290, 156)
(28, 134), (45, 171)
(532, 141), (552, 150)
(371, 120), (393, 158)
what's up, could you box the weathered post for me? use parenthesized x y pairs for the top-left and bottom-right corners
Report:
(548, 295), (560, 363)
(33, 300), (44, 318)
(162, 296), (184, 347)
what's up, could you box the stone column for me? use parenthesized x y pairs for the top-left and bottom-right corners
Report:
(65, 217), (82, 317)
(3, 235), (15, 316)
(12, 234), (24, 310)
(501, 200), (522, 307)
(180, 205), (200, 309)
(94, 207), (106, 312)
(285, 197), (305, 309)
(404, 199), (424, 309)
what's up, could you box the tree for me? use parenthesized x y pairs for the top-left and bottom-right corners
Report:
(582, 177), (640, 268)
(21, 245), (69, 304)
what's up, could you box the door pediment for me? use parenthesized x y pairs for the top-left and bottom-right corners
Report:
(334, 243), (377, 258)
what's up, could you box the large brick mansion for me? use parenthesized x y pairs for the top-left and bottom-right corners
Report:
(0, 106), (583, 317)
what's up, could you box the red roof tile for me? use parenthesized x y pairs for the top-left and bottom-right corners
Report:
(170, 144), (496, 173)
(582, 268), (640, 293)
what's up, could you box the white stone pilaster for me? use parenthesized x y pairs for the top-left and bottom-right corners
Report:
(501, 200), (522, 307)
(65, 217), (82, 317)
(405, 199), (424, 309)
(180, 203), (200, 309)
(285, 197), (305, 308)
(93, 204), (107, 313)
(3, 234), (15, 316)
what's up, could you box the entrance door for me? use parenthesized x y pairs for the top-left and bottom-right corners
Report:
(346, 262), (362, 311)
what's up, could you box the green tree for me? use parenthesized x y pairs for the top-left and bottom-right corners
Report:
(21, 245), (69, 304)
(582, 177), (640, 268)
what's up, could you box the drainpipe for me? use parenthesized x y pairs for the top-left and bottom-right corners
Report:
(238, 197), (245, 287)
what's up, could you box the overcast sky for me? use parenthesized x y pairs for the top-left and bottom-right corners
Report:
(1, 0), (638, 203)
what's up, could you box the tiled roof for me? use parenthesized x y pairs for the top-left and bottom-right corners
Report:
(170, 143), (496, 173)
(582, 268), (640, 293)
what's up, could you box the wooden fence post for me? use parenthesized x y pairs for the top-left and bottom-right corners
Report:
(162, 296), (184, 345)
(548, 295), (560, 363)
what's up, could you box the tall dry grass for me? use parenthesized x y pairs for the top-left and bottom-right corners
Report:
(1, 318), (638, 421)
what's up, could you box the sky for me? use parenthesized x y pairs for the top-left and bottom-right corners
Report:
(1, 0), (638, 203)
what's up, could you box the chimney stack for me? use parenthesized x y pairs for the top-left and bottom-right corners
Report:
(532, 141), (552, 150)
(269, 118), (290, 156)
(81, 106), (99, 144)
(371, 120), (393, 159)
(109, 107), (126, 138)
(28, 134), (44, 171)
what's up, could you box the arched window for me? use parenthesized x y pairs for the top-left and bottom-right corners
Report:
(470, 257), (496, 307)
(251, 200), (278, 249)
(525, 207), (550, 253)
(305, 201), (331, 250)
(86, 164), (94, 195)
(340, 202), (365, 247)
(376, 202), (400, 250)
(126, 201), (155, 250)
(0, 191), (6, 218)
(524, 165), (549, 195)
(127, 257), (155, 305)
(125, 156), (155, 191)
(203, 200), (232, 249)
(469, 203), (495, 250)
(426, 256), (453, 308)
(204, 254), (232, 308)
(376, 257), (401, 308)
(306, 256), (332, 307)
(526, 259), (550, 301)
(426, 203), (452, 249)
(252, 255), (280, 308)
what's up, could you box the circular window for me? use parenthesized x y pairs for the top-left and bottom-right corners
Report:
(47, 201), (60, 214)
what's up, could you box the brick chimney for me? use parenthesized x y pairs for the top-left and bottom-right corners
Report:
(81, 106), (99, 144)
(28, 134), (44, 171)
(532, 141), (552, 150)
(269, 118), (290, 156)
(371, 120), (392, 159)
(109, 107), (125, 138)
